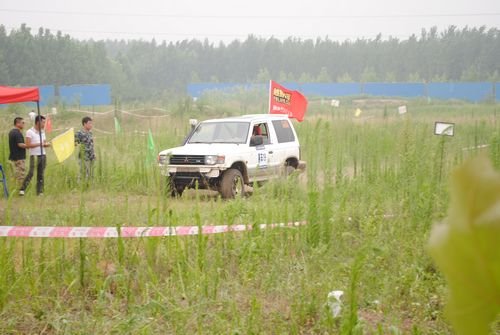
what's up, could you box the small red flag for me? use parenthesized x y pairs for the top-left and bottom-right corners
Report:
(45, 114), (52, 133)
(268, 80), (308, 122)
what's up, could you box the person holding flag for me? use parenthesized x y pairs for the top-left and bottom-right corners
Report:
(75, 117), (96, 181)
(20, 115), (51, 196)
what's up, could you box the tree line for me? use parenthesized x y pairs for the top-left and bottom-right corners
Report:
(1, 24), (499, 100)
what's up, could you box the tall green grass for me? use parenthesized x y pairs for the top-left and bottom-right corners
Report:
(0, 102), (498, 333)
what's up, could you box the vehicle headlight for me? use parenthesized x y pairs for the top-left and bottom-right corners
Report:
(205, 155), (225, 165)
(158, 154), (169, 165)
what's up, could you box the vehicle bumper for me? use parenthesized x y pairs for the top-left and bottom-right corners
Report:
(160, 165), (221, 178)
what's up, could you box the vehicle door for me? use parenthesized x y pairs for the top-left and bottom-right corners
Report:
(247, 121), (277, 181)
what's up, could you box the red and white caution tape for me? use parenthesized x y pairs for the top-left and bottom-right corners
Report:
(0, 221), (306, 239)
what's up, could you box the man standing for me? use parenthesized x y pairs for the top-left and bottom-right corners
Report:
(8, 117), (27, 195)
(21, 115), (51, 195)
(75, 117), (96, 181)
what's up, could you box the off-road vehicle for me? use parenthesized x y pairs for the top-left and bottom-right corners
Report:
(158, 114), (305, 198)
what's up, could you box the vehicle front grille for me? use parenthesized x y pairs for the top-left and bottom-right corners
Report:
(169, 155), (205, 165)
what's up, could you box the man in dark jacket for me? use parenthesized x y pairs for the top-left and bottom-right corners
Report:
(8, 117), (28, 195)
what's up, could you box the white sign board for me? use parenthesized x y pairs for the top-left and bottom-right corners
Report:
(331, 99), (340, 107)
(434, 122), (455, 136)
(257, 150), (267, 168)
(398, 105), (407, 115)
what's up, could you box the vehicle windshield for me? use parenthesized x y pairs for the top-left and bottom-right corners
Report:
(188, 121), (250, 144)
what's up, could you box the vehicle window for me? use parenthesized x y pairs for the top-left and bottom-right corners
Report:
(272, 120), (295, 143)
(251, 123), (270, 145)
(188, 122), (250, 144)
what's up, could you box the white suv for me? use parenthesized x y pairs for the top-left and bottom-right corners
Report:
(158, 114), (306, 199)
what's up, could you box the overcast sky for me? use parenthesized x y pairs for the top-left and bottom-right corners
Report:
(1, 0), (499, 43)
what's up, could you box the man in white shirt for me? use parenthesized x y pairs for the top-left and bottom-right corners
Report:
(20, 115), (51, 195)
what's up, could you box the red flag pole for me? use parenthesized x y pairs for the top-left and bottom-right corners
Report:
(268, 80), (272, 114)
(36, 101), (44, 156)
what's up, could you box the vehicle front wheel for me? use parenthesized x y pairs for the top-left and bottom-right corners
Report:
(220, 169), (244, 199)
(168, 179), (184, 197)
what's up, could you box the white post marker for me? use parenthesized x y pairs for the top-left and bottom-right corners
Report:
(331, 99), (340, 107)
(434, 122), (455, 136)
(398, 105), (407, 115)
(327, 290), (344, 317)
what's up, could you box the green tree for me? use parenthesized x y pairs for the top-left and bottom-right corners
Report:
(256, 68), (271, 83)
(460, 65), (481, 81)
(408, 72), (421, 82)
(1, 24), (499, 100)
(337, 72), (354, 83)
(298, 72), (313, 83)
(317, 67), (331, 82)
(360, 66), (378, 82)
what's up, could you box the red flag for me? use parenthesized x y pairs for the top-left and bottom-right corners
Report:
(268, 80), (308, 122)
(45, 114), (52, 133)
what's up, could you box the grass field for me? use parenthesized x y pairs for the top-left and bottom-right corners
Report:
(0, 97), (499, 334)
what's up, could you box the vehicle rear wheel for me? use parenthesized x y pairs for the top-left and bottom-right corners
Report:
(220, 169), (244, 199)
(285, 164), (297, 177)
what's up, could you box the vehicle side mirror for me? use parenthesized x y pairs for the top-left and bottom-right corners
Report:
(250, 135), (264, 146)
